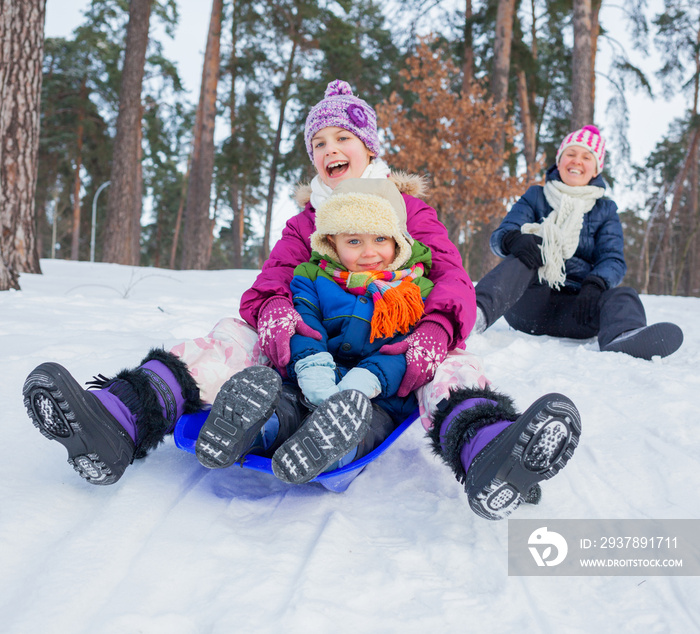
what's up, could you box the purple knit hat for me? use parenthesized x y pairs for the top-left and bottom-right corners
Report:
(556, 124), (606, 174)
(304, 80), (380, 161)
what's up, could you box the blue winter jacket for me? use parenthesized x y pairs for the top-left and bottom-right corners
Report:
(287, 242), (434, 423)
(490, 165), (627, 290)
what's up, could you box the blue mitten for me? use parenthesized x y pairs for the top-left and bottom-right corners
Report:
(295, 352), (339, 406)
(336, 367), (381, 399)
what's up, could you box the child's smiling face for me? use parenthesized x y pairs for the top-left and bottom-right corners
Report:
(311, 127), (375, 189)
(558, 146), (598, 187)
(328, 233), (396, 272)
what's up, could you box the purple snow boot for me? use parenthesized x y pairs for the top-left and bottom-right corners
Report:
(22, 349), (203, 485)
(429, 387), (581, 520)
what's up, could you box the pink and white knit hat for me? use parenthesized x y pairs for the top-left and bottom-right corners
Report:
(304, 80), (380, 161)
(556, 125), (606, 174)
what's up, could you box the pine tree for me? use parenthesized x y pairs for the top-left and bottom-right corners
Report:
(0, 0), (46, 290)
(102, 0), (154, 265)
(180, 0), (223, 270)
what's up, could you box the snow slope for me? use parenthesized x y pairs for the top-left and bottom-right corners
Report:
(2, 260), (699, 633)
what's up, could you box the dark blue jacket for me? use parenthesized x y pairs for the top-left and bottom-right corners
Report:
(490, 166), (627, 290)
(287, 243), (433, 422)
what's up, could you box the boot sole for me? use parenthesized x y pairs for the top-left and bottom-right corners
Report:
(22, 363), (135, 485)
(271, 390), (372, 485)
(601, 322), (683, 360)
(466, 393), (581, 520)
(195, 366), (282, 469)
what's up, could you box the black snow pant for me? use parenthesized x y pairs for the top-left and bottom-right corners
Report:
(475, 255), (647, 348)
(258, 383), (398, 460)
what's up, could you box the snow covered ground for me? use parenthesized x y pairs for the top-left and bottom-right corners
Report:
(2, 259), (699, 633)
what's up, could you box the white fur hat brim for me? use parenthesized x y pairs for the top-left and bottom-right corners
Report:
(311, 180), (413, 271)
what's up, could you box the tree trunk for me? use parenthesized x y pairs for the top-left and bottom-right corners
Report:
(516, 71), (536, 176)
(479, 0), (516, 277)
(169, 152), (190, 269)
(571, 0), (594, 128)
(674, 148), (698, 296)
(154, 204), (162, 268)
(133, 103), (144, 260)
(656, 127), (700, 294)
(262, 38), (298, 264)
(70, 77), (86, 261)
(180, 0), (223, 270)
(590, 0), (602, 121)
(229, 4), (242, 269)
(0, 0), (45, 290)
(678, 19), (700, 296)
(519, 0), (539, 177)
(231, 181), (243, 268)
(462, 0), (474, 91)
(490, 0), (515, 157)
(687, 20), (700, 296)
(102, 0), (152, 266)
(686, 148), (699, 295)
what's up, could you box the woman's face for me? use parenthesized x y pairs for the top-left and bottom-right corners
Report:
(311, 127), (375, 189)
(558, 146), (598, 187)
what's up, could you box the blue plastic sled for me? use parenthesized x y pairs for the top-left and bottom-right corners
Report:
(174, 408), (418, 493)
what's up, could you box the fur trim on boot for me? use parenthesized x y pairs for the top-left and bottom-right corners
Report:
(430, 390), (581, 520)
(92, 348), (203, 459)
(428, 385), (518, 483)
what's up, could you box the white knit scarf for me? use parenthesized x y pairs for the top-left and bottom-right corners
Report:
(521, 179), (605, 289)
(309, 158), (392, 210)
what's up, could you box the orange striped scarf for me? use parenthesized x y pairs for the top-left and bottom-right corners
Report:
(319, 260), (425, 342)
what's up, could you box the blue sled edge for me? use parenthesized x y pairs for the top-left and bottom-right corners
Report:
(173, 407), (419, 493)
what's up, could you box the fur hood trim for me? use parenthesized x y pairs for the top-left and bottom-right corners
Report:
(294, 171), (428, 208)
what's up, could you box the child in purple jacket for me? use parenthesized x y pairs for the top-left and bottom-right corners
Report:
(22, 80), (582, 520)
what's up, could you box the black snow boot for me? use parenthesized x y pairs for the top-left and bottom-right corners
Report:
(600, 322), (683, 360)
(22, 349), (203, 485)
(271, 390), (372, 485)
(195, 366), (282, 469)
(429, 386), (581, 520)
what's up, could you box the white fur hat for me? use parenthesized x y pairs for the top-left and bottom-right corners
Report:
(310, 178), (414, 271)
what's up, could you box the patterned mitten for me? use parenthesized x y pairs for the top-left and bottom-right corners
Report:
(380, 320), (449, 397)
(257, 297), (322, 371)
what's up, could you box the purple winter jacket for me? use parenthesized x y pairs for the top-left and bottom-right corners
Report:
(239, 172), (477, 348)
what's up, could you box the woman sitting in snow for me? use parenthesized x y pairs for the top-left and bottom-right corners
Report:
(23, 80), (581, 520)
(472, 125), (683, 361)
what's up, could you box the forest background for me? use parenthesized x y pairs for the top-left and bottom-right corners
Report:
(1, 0), (699, 298)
